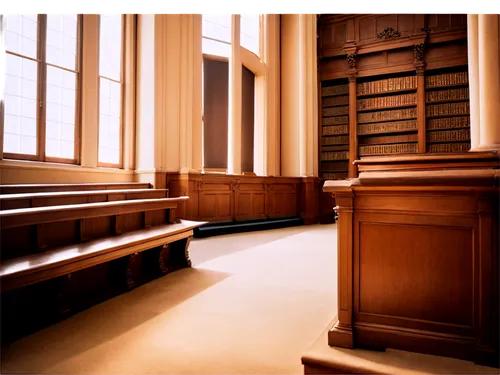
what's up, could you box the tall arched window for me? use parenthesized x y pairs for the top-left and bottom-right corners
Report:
(202, 8), (232, 58)
(240, 14), (260, 57)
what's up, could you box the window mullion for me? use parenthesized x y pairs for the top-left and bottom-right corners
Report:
(37, 14), (48, 161)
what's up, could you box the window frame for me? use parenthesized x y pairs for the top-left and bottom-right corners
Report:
(201, 14), (265, 175)
(3, 14), (83, 164)
(96, 14), (126, 169)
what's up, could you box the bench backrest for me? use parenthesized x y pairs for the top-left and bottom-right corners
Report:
(0, 182), (151, 194)
(1, 197), (189, 260)
(0, 189), (169, 210)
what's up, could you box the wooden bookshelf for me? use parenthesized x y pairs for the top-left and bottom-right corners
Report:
(356, 74), (419, 156)
(425, 68), (471, 153)
(320, 79), (350, 180)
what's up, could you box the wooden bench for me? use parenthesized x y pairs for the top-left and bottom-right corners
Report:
(0, 219), (203, 293)
(0, 188), (169, 210)
(0, 182), (151, 194)
(0, 190), (205, 342)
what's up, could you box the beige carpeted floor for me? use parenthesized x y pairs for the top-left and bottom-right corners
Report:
(1, 224), (338, 375)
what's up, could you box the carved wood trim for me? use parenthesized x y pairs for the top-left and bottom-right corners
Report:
(377, 27), (401, 39)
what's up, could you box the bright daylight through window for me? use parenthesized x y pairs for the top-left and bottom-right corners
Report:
(98, 14), (123, 166)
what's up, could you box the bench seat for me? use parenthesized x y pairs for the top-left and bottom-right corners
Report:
(0, 188), (169, 210)
(0, 219), (205, 293)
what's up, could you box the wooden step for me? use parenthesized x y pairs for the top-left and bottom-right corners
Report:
(0, 182), (151, 194)
(0, 188), (169, 210)
(301, 318), (498, 374)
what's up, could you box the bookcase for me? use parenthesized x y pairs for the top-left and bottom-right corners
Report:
(320, 79), (350, 181)
(425, 67), (471, 153)
(357, 73), (419, 157)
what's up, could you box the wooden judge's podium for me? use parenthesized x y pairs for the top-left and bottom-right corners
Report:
(323, 152), (499, 367)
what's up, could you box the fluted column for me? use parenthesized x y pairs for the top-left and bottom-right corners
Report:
(228, 15), (242, 175)
(477, 14), (500, 150)
(467, 15), (480, 150)
(282, 14), (318, 178)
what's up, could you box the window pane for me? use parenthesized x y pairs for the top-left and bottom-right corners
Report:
(98, 78), (121, 165)
(6, 14), (38, 59)
(202, 38), (230, 58)
(240, 14), (260, 56)
(202, 15), (231, 43)
(46, 15), (78, 70)
(45, 66), (76, 158)
(4, 54), (38, 155)
(99, 15), (122, 81)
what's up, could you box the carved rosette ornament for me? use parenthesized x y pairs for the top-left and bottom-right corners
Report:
(197, 181), (204, 191)
(347, 53), (356, 69)
(377, 27), (401, 39)
(413, 43), (425, 63)
(348, 72), (357, 83)
(230, 181), (240, 191)
(416, 66), (425, 76)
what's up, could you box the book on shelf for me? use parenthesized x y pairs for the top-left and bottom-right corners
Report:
(323, 116), (349, 125)
(322, 145), (350, 152)
(322, 171), (349, 180)
(323, 95), (349, 107)
(425, 71), (469, 89)
(357, 119), (417, 135)
(357, 93), (417, 110)
(427, 116), (470, 130)
(322, 125), (349, 135)
(427, 129), (470, 143)
(322, 135), (349, 145)
(358, 107), (417, 124)
(427, 142), (471, 153)
(361, 133), (418, 145)
(426, 87), (469, 102)
(321, 161), (349, 170)
(357, 76), (417, 96)
(359, 143), (418, 155)
(323, 105), (349, 117)
(426, 102), (470, 117)
(322, 85), (349, 97)
(321, 151), (349, 161)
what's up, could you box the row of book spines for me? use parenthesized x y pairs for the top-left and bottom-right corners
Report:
(427, 116), (470, 130)
(357, 120), (417, 135)
(360, 133), (418, 145)
(427, 129), (470, 142)
(322, 172), (349, 180)
(322, 135), (349, 145)
(321, 161), (349, 170)
(426, 102), (470, 116)
(357, 93), (417, 110)
(426, 88), (469, 102)
(323, 106), (349, 117)
(359, 143), (418, 156)
(321, 151), (350, 161)
(357, 76), (417, 96)
(322, 144), (350, 152)
(427, 143), (471, 153)
(323, 95), (349, 107)
(425, 71), (468, 88)
(322, 125), (349, 135)
(323, 116), (349, 126)
(322, 85), (349, 97)
(358, 107), (417, 124)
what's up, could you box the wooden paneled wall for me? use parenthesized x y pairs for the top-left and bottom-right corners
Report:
(166, 173), (320, 225)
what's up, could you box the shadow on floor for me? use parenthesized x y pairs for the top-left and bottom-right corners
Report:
(0, 267), (231, 373)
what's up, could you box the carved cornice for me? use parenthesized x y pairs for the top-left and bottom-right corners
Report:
(377, 27), (401, 39)
(413, 43), (425, 63)
(346, 53), (356, 69)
